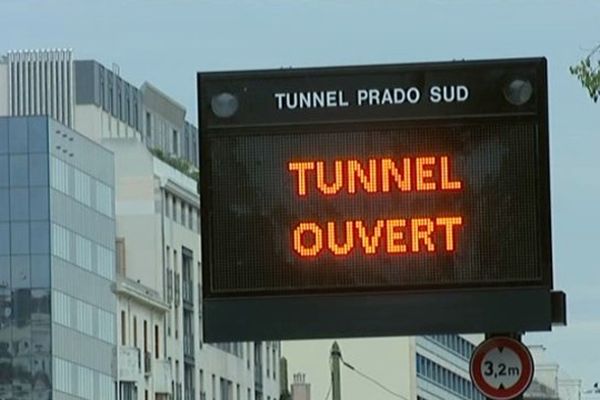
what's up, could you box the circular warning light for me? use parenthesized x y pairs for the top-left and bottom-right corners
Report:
(211, 92), (239, 118)
(504, 79), (533, 106)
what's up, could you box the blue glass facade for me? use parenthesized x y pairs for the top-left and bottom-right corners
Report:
(416, 353), (484, 400)
(0, 117), (52, 400)
(0, 116), (117, 400)
(416, 335), (484, 400)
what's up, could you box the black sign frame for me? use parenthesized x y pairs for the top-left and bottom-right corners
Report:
(197, 58), (553, 341)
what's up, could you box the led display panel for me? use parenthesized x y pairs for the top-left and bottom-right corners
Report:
(198, 58), (553, 341)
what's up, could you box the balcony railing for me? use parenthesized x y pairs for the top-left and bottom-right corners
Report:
(154, 359), (173, 394)
(118, 346), (142, 382)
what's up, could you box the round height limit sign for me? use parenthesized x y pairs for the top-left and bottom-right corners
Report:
(470, 337), (534, 400)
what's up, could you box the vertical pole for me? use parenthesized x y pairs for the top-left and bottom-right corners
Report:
(331, 341), (342, 400)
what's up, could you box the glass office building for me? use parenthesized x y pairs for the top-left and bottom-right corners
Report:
(416, 335), (485, 400)
(0, 116), (116, 400)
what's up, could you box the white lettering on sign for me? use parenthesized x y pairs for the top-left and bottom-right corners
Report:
(429, 85), (469, 103)
(356, 87), (421, 106)
(274, 91), (350, 110)
(274, 85), (469, 110)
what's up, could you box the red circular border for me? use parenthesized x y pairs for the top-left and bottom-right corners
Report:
(469, 337), (534, 400)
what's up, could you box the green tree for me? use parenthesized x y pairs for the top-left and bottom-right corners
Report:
(570, 44), (600, 102)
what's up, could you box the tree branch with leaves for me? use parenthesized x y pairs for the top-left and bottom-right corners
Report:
(570, 44), (600, 102)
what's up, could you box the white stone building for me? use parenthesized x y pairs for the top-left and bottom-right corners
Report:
(525, 345), (582, 400)
(105, 138), (280, 400)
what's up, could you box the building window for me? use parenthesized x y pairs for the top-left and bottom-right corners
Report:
(166, 246), (173, 305)
(75, 300), (93, 336)
(146, 112), (152, 140)
(75, 235), (92, 271)
(133, 101), (139, 130)
(185, 132), (190, 162)
(183, 310), (193, 357)
(143, 320), (148, 353)
(95, 180), (113, 217)
(247, 343), (251, 369)
(197, 209), (201, 233)
(172, 196), (177, 222)
(52, 290), (71, 328)
(182, 248), (193, 304)
(165, 192), (170, 218)
(273, 347), (277, 380)
(416, 354), (482, 400)
(10, 62), (15, 114)
(121, 311), (126, 346)
(51, 157), (70, 195)
(125, 85), (130, 124)
(155, 324), (160, 358)
(133, 316), (138, 348)
(180, 201), (185, 225)
(100, 373), (116, 400)
(184, 365), (195, 400)
(54, 358), (72, 394)
(73, 169), (91, 206)
(117, 86), (122, 119)
(97, 309), (115, 344)
(97, 244), (115, 280)
(426, 334), (474, 360)
(108, 81), (113, 114)
(192, 135), (198, 166)
(266, 343), (270, 378)
(51, 223), (70, 262)
(212, 375), (216, 400)
(167, 309), (172, 337)
(99, 69), (105, 110)
(172, 129), (178, 155)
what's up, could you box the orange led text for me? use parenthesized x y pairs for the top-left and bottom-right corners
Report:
(292, 216), (463, 257)
(288, 156), (462, 196)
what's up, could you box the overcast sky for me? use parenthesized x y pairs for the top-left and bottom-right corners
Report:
(2, 0), (599, 394)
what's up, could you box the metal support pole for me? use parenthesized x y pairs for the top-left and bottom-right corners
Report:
(331, 341), (342, 400)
